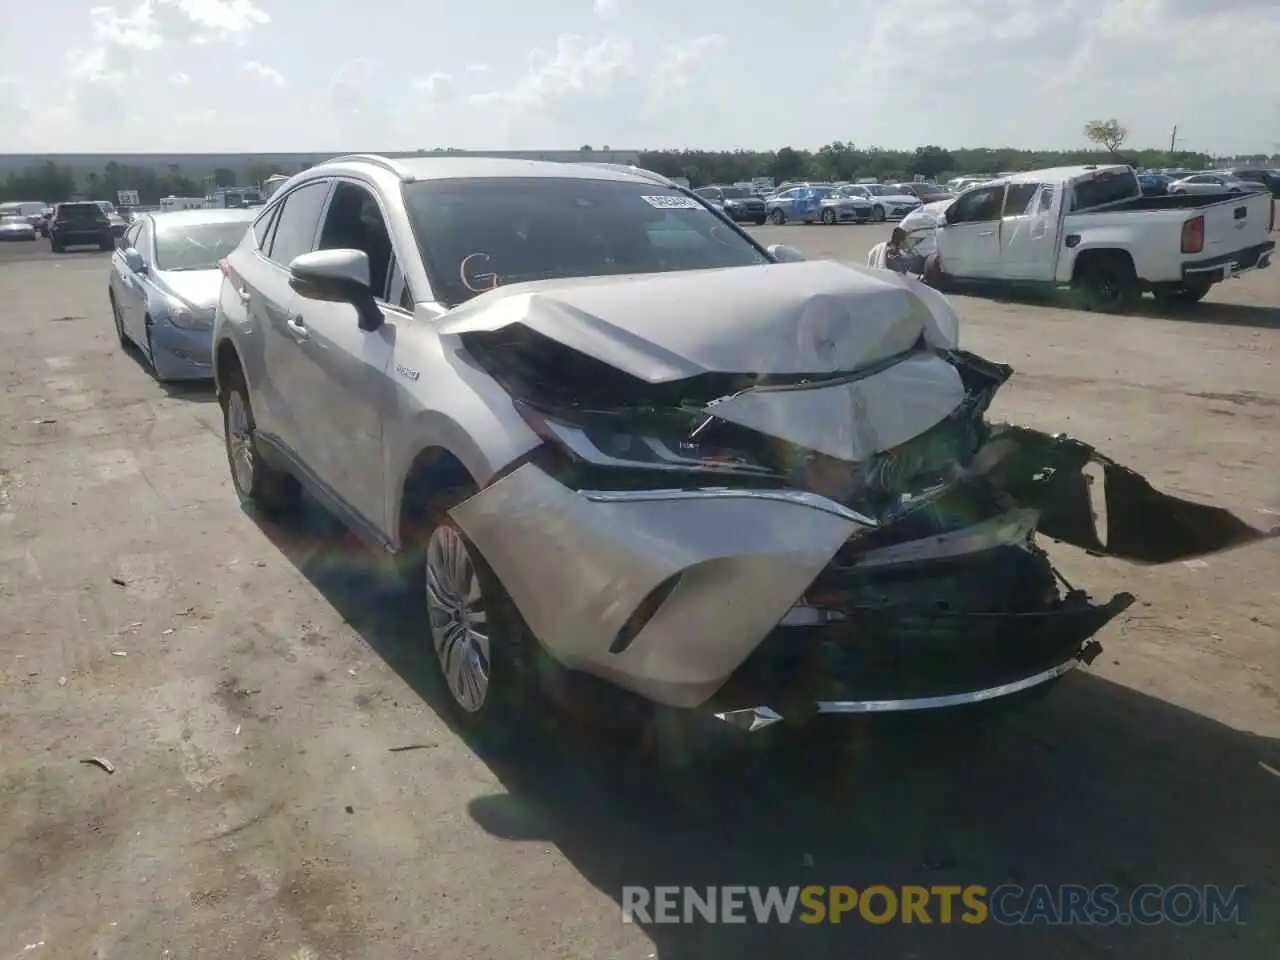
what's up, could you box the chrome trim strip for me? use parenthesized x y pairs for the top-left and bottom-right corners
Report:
(577, 487), (878, 526)
(849, 508), (1038, 570)
(813, 659), (1079, 714)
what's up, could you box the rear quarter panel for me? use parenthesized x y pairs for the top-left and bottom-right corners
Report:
(1056, 208), (1207, 284)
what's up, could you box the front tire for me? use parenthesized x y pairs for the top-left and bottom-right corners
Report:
(109, 293), (127, 347)
(821, 208), (836, 225)
(769, 208), (786, 225)
(873, 204), (886, 222)
(418, 490), (535, 746)
(752, 217), (767, 226)
(220, 368), (300, 515)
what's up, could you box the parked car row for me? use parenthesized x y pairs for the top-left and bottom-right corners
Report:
(94, 155), (1270, 758)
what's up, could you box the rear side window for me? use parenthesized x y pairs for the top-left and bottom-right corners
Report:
(1070, 169), (1140, 211)
(266, 181), (330, 265)
(252, 204), (280, 248)
(1002, 183), (1040, 216)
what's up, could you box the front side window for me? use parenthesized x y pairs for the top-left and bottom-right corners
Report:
(316, 182), (396, 301)
(403, 177), (770, 307)
(267, 181), (331, 265)
(153, 219), (254, 272)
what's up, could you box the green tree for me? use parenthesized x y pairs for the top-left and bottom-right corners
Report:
(0, 161), (77, 203)
(213, 167), (237, 187)
(1083, 119), (1128, 154)
(910, 145), (955, 180)
(244, 160), (283, 186)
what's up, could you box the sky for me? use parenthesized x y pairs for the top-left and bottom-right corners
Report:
(0, 0), (1277, 155)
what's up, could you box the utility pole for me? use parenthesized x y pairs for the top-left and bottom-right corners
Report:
(1168, 125), (1179, 154)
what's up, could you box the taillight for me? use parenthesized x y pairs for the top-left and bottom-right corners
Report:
(1181, 215), (1204, 255)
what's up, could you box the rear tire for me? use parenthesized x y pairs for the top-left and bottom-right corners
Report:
(415, 489), (536, 747)
(1075, 256), (1140, 313)
(769, 208), (786, 225)
(873, 204), (886, 222)
(220, 368), (300, 516)
(752, 217), (767, 226)
(50, 239), (64, 253)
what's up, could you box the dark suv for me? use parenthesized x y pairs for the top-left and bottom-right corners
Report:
(1227, 169), (1280, 198)
(49, 202), (115, 252)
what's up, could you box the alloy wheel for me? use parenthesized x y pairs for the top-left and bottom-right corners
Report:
(426, 526), (491, 713)
(225, 390), (256, 495)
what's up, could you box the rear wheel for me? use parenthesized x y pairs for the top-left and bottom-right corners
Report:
(873, 204), (886, 222)
(769, 208), (786, 225)
(220, 368), (300, 515)
(753, 216), (767, 226)
(417, 490), (535, 746)
(50, 239), (64, 253)
(1075, 256), (1140, 313)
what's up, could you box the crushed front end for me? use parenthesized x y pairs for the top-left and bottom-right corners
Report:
(449, 321), (1273, 723)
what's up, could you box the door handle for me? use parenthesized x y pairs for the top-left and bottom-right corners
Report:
(978, 230), (995, 236)
(236, 286), (251, 304)
(286, 314), (308, 340)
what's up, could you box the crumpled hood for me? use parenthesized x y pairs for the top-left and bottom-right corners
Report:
(439, 260), (960, 383)
(153, 268), (222, 310)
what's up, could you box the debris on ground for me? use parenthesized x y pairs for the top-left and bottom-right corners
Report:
(81, 757), (115, 775)
(110, 650), (127, 657)
(110, 577), (127, 587)
(388, 744), (436, 753)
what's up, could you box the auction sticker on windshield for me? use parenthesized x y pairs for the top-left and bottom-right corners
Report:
(642, 195), (704, 209)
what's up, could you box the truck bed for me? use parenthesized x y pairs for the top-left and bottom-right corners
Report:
(1092, 192), (1273, 213)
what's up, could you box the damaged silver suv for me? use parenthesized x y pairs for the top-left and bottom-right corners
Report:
(212, 154), (1269, 744)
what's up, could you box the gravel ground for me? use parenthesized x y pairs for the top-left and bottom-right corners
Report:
(1, 226), (1277, 959)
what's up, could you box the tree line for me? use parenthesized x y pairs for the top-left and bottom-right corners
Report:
(0, 159), (294, 204)
(0, 136), (1232, 203)
(632, 142), (1220, 188)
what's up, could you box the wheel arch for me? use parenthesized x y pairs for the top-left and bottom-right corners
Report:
(214, 337), (242, 397)
(1070, 246), (1136, 285)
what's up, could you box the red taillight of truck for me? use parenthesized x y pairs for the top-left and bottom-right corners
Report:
(1181, 215), (1204, 255)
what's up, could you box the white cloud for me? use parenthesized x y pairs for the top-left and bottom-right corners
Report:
(3, 1), (1277, 155)
(412, 72), (455, 104)
(171, 71), (191, 84)
(244, 60), (284, 86)
(649, 34), (728, 105)
(157, 0), (269, 40)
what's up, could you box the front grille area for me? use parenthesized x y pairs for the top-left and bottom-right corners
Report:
(706, 544), (1134, 713)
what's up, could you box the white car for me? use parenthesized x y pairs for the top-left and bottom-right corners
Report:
(895, 198), (956, 259)
(0, 214), (38, 241)
(1167, 173), (1258, 196)
(838, 184), (922, 221)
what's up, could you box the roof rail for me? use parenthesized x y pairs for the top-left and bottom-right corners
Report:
(323, 154), (415, 181)
(576, 161), (676, 187)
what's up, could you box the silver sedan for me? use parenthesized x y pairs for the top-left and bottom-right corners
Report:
(107, 207), (256, 381)
(0, 215), (37, 241)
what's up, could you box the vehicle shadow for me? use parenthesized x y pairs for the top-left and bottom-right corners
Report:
(251, 499), (1280, 960)
(957, 281), (1280, 330)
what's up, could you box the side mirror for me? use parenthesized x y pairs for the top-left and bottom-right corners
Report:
(289, 248), (383, 332)
(123, 248), (147, 273)
(767, 243), (807, 263)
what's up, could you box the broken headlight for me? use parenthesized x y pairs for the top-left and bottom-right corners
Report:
(516, 404), (778, 480)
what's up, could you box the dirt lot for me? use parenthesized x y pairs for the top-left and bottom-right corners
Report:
(1, 229), (1277, 959)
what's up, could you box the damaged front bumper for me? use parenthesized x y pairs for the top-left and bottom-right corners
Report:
(451, 418), (1273, 719)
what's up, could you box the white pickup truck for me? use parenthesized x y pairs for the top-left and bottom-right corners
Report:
(925, 164), (1275, 311)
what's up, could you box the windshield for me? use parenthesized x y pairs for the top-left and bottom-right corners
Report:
(153, 220), (252, 271)
(720, 187), (751, 198)
(865, 185), (896, 196)
(1, 216), (25, 225)
(402, 177), (770, 307)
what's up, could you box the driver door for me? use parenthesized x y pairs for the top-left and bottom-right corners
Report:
(935, 184), (1006, 278)
(999, 182), (1060, 281)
